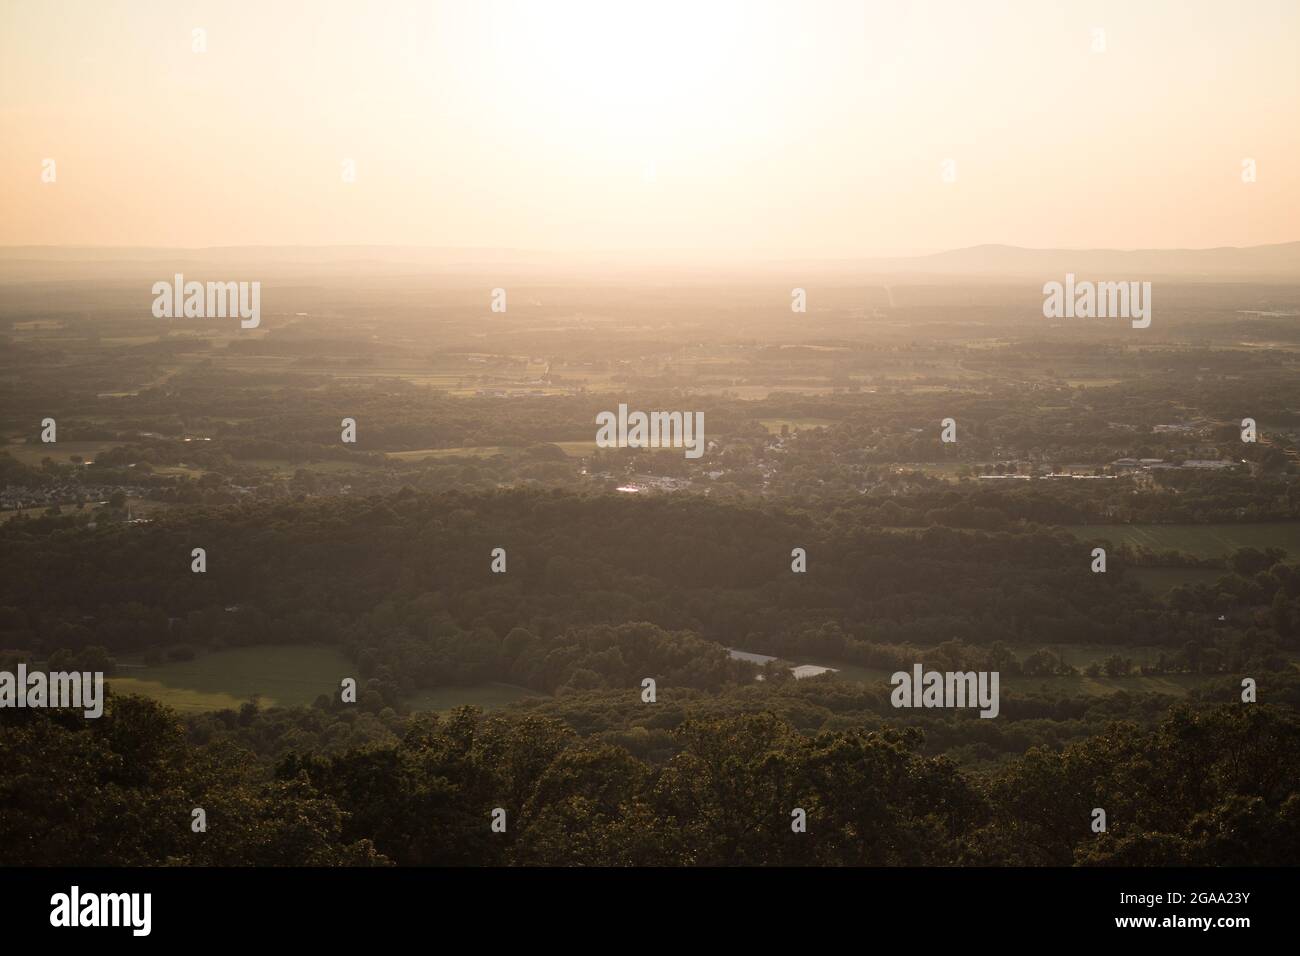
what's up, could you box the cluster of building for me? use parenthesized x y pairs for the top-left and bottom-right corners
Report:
(973, 457), (1241, 481)
(612, 474), (693, 493)
(0, 483), (148, 513)
(1110, 457), (1239, 472)
(727, 648), (839, 681)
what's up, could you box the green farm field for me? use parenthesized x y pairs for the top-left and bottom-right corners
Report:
(110, 645), (353, 713)
(241, 457), (383, 474)
(109, 645), (547, 714)
(404, 682), (545, 712)
(1127, 566), (1227, 593)
(3, 439), (126, 466)
(1066, 523), (1300, 558)
(811, 662), (1210, 699)
(386, 440), (594, 461)
(794, 643), (1238, 699)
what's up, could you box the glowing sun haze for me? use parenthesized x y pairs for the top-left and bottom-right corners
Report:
(1, 0), (1296, 257)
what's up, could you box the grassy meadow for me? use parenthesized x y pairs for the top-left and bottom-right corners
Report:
(1066, 522), (1300, 558)
(110, 645), (353, 713)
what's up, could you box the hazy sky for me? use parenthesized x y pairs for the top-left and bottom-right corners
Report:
(2, 0), (1296, 257)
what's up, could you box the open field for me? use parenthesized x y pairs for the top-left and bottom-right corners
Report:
(893, 461), (968, 479)
(0, 505), (104, 524)
(110, 645), (353, 713)
(386, 446), (513, 461)
(774, 643), (1238, 699)
(865, 669), (1202, 697)
(1066, 522), (1300, 558)
(3, 439), (126, 465)
(1128, 566), (1227, 592)
(241, 457), (382, 474)
(0, 497), (177, 523)
(108, 645), (545, 714)
(108, 677), (250, 713)
(386, 440), (595, 461)
(404, 682), (545, 712)
(758, 417), (838, 433)
(807, 661), (1209, 698)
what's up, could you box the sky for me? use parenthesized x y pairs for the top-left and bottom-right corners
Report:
(1, 0), (1297, 257)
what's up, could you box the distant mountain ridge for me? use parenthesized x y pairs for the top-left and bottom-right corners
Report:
(896, 241), (1300, 277)
(1, 241), (1297, 280)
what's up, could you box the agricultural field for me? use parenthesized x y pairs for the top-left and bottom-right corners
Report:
(241, 457), (383, 474)
(758, 417), (838, 433)
(385, 446), (514, 461)
(1066, 522), (1300, 558)
(1127, 566), (1227, 593)
(109, 645), (353, 713)
(742, 645), (1220, 698)
(815, 663), (1211, 699)
(796, 658), (1209, 698)
(893, 461), (969, 479)
(0, 496), (176, 523)
(386, 441), (594, 462)
(404, 682), (545, 712)
(2, 439), (126, 466)
(107, 645), (546, 715)
(0, 506), (63, 524)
